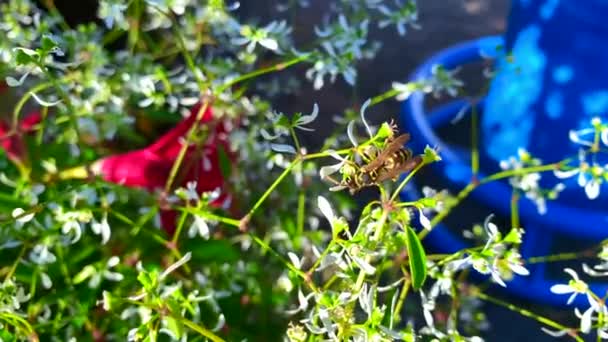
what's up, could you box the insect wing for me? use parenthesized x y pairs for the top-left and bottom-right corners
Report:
(360, 134), (411, 172)
(374, 155), (423, 183)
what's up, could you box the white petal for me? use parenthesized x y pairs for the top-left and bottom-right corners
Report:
(317, 196), (335, 223)
(270, 143), (297, 154)
(30, 92), (62, 107)
(12, 208), (34, 224)
(5, 71), (30, 87)
(580, 307), (594, 333)
(160, 252), (192, 279)
(190, 216), (210, 239)
(601, 128), (608, 147)
(287, 252), (301, 269)
(297, 103), (319, 125)
(319, 161), (345, 179)
(553, 168), (580, 179)
(577, 171), (587, 187)
(540, 327), (569, 337)
(419, 208), (431, 230)
(259, 38), (278, 51)
(564, 268), (579, 280)
(585, 180), (600, 199)
(347, 121), (359, 147)
(41, 272), (52, 289)
(490, 269), (506, 287)
(360, 99), (373, 138)
(352, 256), (376, 275)
(510, 263), (530, 276)
(107, 256), (120, 268)
(550, 284), (574, 294)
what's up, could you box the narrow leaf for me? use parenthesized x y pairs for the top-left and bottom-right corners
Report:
(405, 225), (427, 290)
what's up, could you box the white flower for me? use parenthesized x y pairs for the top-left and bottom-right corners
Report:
(91, 214), (111, 244)
(98, 0), (128, 29)
(62, 220), (82, 243)
(231, 21), (290, 53)
(319, 151), (348, 187)
(29, 244), (57, 265)
(550, 268), (590, 305)
(184, 181), (199, 201)
(294, 103), (319, 131)
(12, 208), (34, 227)
(554, 150), (604, 200)
(188, 215), (210, 239)
(285, 288), (314, 315)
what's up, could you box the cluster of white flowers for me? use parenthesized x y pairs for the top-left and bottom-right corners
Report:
(554, 117), (608, 199)
(500, 148), (565, 214)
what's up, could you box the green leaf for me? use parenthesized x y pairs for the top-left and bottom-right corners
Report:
(73, 265), (96, 284)
(405, 225), (427, 290)
(41, 35), (58, 53)
(14, 48), (38, 65)
(164, 316), (184, 340)
(137, 271), (156, 291)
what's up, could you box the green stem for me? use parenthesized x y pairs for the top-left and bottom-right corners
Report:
(245, 159), (298, 218)
(185, 209), (241, 228)
(164, 101), (210, 192)
(296, 190), (305, 238)
(216, 55), (310, 94)
(390, 160), (427, 202)
(289, 126), (302, 152)
(171, 210), (189, 243)
(4, 243), (27, 282)
(176, 316), (225, 342)
(471, 102), (479, 177)
(526, 251), (591, 264)
(307, 241), (336, 275)
(474, 291), (584, 342)
(250, 234), (317, 292)
(511, 190), (520, 229)
(392, 276), (410, 327)
(12, 82), (53, 129)
(148, 3), (207, 89)
(419, 161), (563, 240)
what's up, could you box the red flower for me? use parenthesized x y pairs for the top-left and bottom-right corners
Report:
(91, 103), (234, 235)
(0, 112), (41, 164)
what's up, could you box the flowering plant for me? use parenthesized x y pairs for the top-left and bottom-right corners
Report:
(1, 1), (608, 341)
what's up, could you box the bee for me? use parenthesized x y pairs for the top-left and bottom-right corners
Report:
(327, 133), (422, 194)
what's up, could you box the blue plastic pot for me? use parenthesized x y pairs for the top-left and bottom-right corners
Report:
(400, 0), (608, 308)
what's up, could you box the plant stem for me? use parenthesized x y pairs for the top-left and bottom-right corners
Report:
(471, 102), (479, 178)
(216, 54), (310, 94)
(392, 276), (410, 327)
(4, 243), (27, 282)
(250, 234), (318, 292)
(148, 3), (208, 89)
(390, 160), (427, 202)
(244, 159), (298, 218)
(474, 291), (584, 342)
(526, 251), (590, 264)
(171, 315), (225, 342)
(418, 162), (563, 240)
(12, 82), (53, 130)
(164, 101), (210, 192)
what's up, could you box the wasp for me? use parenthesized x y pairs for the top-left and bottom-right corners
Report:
(327, 133), (422, 194)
